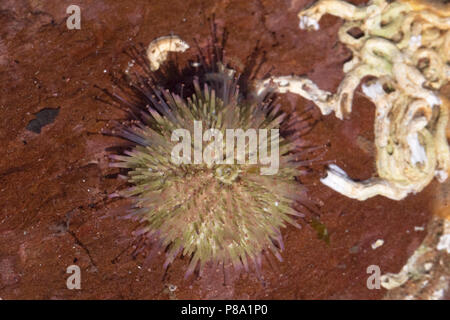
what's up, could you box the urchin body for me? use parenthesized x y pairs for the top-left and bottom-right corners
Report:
(109, 36), (314, 277)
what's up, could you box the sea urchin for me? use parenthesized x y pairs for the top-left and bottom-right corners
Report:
(108, 37), (317, 277)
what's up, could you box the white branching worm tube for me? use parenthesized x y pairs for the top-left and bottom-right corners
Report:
(257, 0), (450, 200)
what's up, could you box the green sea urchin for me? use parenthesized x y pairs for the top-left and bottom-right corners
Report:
(107, 36), (319, 277)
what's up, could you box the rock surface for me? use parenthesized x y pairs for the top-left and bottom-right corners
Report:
(0, 0), (446, 299)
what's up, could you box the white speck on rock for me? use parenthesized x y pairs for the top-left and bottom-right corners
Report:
(168, 284), (177, 292)
(371, 239), (384, 250)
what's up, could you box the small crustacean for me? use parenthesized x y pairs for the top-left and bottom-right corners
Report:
(146, 35), (190, 71)
(257, 0), (450, 201)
